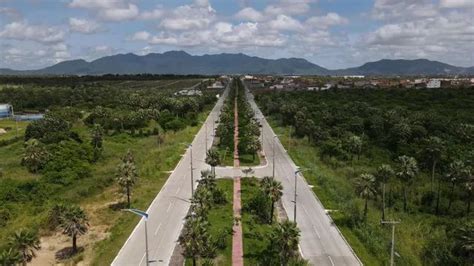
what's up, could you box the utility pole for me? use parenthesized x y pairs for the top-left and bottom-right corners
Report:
(381, 220), (400, 266)
(294, 169), (300, 222)
(124, 209), (149, 266)
(205, 123), (208, 151)
(272, 135), (277, 179)
(189, 144), (194, 196)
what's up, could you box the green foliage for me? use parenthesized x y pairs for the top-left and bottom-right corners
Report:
(116, 151), (138, 208)
(21, 139), (49, 173)
(7, 229), (41, 264)
(58, 205), (89, 253)
(25, 116), (73, 144)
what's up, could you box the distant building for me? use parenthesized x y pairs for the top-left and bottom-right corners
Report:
(174, 89), (202, 96)
(427, 79), (441, 88)
(207, 81), (225, 89)
(0, 104), (13, 119)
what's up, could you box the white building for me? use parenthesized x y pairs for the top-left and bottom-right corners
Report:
(0, 104), (13, 118)
(426, 79), (441, 88)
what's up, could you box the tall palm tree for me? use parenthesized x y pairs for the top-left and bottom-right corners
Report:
(463, 173), (473, 214)
(178, 216), (210, 266)
(375, 164), (394, 220)
(205, 148), (220, 176)
(421, 136), (444, 193)
(8, 230), (41, 266)
(116, 160), (138, 208)
(91, 124), (104, 162)
(454, 222), (474, 261)
(396, 155), (418, 212)
(264, 179), (283, 224)
(445, 160), (467, 213)
(355, 173), (377, 220)
(199, 170), (216, 192)
(59, 205), (89, 254)
(21, 139), (49, 173)
(271, 221), (300, 265)
(0, 248), (21, 265)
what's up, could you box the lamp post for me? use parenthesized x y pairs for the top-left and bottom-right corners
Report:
(381, 220), (401, 266)
(294, 169), (301, 222)
(189, 144), (194, 196)
(272, 135), (278, 179)
(124, 209), (149, 266)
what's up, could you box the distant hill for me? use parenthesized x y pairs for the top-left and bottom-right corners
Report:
(335, 59), (473, 76)
(0, 51), (472, 76)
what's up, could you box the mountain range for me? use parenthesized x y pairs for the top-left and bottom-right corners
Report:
(1, 51), (473, 76)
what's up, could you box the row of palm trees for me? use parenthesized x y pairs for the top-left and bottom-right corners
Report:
(0, 204), (89, 265)
(355, 155), (473, 221)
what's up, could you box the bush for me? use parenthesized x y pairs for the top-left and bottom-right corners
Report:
(244, 190), (271, 223)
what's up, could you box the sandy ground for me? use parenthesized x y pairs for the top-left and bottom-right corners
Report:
(31, 194), (117, 266)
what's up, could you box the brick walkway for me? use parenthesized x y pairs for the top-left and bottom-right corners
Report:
(232, 94), (244, 266)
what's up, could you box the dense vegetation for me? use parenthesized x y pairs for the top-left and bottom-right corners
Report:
(0, 77), (217, 264)
(255, 88), (473, 265)
(215, 78), (261, 165)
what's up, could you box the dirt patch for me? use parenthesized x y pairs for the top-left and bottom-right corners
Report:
(31, 188), (120, 265)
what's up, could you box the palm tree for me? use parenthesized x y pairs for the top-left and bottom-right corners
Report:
(454, 222), (474, 261)
(0, 248), (21, 265)
(347, 135), (363, 161)
(116, 159), (138, 208)
(91, 124), (104, 162)
(264, 179), (283, 224)
(445, 160), (467, 213)
(355, 173), (377, 220)
(21, 139), (49, 173)
(271, 221), (300, 265)
(178, 216), (211, 266)
(59, 205), (89, 254)
(260, 176), (273, 189)
(205, 148), (220, 176)
(8, 230), (41, 266)
(421, 136), (444, 193)
(396, 155), (418, 212)
(375, 164), (394, 220)
(199, 170), (216, 192)
(463, 173), (473, 214)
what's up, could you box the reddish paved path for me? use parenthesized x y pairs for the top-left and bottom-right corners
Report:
(232, 92), (244, 266)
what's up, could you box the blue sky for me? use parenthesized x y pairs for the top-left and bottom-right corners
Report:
(1, 0), (473, 70)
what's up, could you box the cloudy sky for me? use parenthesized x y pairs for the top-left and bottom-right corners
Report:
(0, 0), (473, 70)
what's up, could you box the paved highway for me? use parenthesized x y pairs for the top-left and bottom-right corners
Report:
(112, 84), (229, 266)
(235, 82), (362, 266)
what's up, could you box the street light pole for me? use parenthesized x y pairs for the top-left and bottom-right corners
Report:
(294, 169), (301, 223)
(272, 135), (277, 179)
(381, 220), (400, 266)
(123, 209), (149, 266)
(205, 123), (208, 151)
(189, 144), (194, 196)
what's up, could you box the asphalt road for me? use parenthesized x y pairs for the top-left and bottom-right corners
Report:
(240, 82), (362, 266)
(112, 84), (229, 266)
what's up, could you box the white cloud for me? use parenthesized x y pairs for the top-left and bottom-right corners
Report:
(0, 21), (65, 43)
(159, 4), (215, 31)
(99, 4), (139, 21)
(372, 0), (438, 20)
(69, 17), (101, 34)
(306, 13), (348, 29)
(440, 0), (474, 8)
(130, 31), (151, 41)
(140, 8), (163, 20)
(69, 0), (139, 21)
(264, 0), (313, 16)
(235, 7), (264, 22)
(267, 14), (304, 32)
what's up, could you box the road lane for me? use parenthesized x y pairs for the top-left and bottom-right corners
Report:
(112, 84), (229, 266)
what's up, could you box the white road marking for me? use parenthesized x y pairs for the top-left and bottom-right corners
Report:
(166, 202), (173, 213)
(154, 223), (162, 236)
(139, 253), (146, 266)
(313, 225), (321, 239)
(175, 187), (181, 195)
(328, 255), (335, 266)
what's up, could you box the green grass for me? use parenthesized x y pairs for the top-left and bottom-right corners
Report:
(238, 152), (260, 166)
(184, 179), (234, 266)
(265, 118), (471, 266)
(0, 119), (28, 141)
(241, 177), (274, 265)
(90, 110), (212, 265)
(216, 147), (261, 167)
